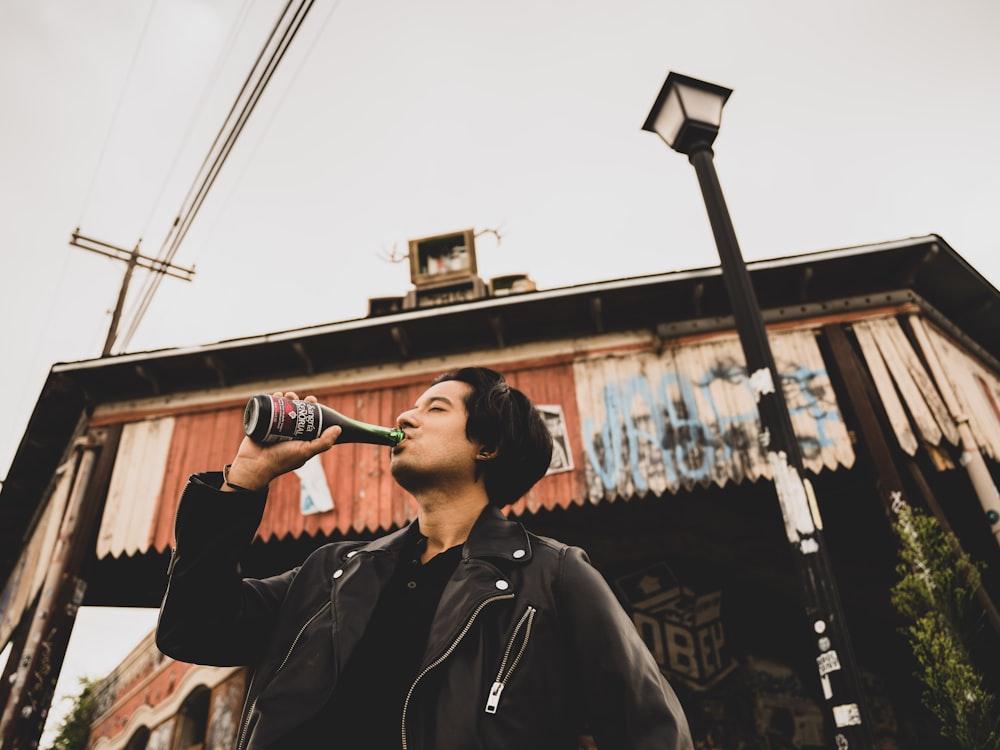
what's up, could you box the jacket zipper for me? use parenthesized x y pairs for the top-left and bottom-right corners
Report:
(485, 605), (536, 714)
(400, 592), (515, 750)
(235, 601), (331, 750)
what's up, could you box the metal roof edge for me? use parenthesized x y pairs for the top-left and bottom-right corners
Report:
(52, 234), (947, 375)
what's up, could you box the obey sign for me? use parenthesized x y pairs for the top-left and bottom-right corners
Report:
(615, 563), (735, 691)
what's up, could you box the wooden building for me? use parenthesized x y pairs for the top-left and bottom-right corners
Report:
(1, 233), (999, 749)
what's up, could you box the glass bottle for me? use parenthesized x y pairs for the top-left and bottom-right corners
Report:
(243, 394), (403, 446)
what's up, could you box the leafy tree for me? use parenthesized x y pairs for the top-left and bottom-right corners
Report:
(43, 677), (97, 750)
(890, 501), (1000, 749)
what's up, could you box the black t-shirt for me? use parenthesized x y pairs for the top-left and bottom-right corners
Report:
(275, 533), (463, 748)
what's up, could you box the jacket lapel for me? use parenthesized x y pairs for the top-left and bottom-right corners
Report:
(421, 506), (532, 667)
(329, 523), (417, 676)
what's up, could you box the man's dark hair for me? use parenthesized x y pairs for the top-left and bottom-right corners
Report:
(432, 367), (553, 507)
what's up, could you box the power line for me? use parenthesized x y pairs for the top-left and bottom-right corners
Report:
(118, 0), (317, 351)
(139, 0), (256, 237)
(153, 0), (296, 243)
(121, 0), (298, 348)
(191, 0), (347, 249)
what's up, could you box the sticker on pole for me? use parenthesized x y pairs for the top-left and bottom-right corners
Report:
(748, 367), (775, 400)
(832, 703), (862, 727)
(817, 650), (841, 676)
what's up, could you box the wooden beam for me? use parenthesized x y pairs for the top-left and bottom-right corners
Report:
(0, 426), (122, 748)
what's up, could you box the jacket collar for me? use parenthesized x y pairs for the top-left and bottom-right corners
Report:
(358, 504), (532, 563)
(358, 519), (422, 554)
(462, 504), (533, 563)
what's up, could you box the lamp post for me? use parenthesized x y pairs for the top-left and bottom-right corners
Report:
(643, 72), (875, 748)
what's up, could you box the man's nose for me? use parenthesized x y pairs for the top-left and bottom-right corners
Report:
(397, 409), (417, 428)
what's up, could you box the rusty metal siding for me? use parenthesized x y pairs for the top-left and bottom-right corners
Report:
(150, 408), (247, 554)
(502, 360), (587, 515)
(99, 338), (854, 557)
(244, 366), (586, 540)
(118, 362), (586, 555)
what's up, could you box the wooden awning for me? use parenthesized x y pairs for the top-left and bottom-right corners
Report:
(853, 315), (1000, 463)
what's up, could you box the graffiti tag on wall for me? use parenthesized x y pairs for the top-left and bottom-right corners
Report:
(574, 330), (854, 501)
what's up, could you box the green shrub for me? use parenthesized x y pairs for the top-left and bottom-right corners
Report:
(890, 502), (999, 749)
(43, 677), (97, 750)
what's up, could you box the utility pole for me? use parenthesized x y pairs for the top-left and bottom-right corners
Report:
(70, 230), (196, 356)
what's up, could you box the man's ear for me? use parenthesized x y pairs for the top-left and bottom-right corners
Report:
(476, 447), (499, 461)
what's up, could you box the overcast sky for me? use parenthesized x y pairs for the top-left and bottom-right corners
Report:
(3, 0), (999, 741)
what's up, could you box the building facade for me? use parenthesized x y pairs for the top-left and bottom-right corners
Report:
(2, 234), (999, 748)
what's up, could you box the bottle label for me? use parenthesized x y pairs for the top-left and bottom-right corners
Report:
(291, 398), (321, 440)
(264, 397), (322, 443)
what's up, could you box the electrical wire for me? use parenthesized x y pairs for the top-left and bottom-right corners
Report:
(155, 0), (296, 245)
(119, 0), (317, 351)
(119, 0), (317, 350)
(139, 0), (255, 237)
(189, 0), (346, 254)
(121, 0), (298, 347)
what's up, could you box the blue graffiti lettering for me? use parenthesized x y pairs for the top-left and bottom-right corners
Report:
(583, 360), (843, 490)
(658, 372), (714, 482)
(583, 383), (625, 490)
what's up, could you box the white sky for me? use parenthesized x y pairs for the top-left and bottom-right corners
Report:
(3, 0), (1000, 742)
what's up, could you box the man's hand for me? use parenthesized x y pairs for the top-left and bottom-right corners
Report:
(222, 392), (341, 491)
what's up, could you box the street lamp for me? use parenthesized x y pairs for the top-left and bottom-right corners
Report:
(643, 72), (875, 748)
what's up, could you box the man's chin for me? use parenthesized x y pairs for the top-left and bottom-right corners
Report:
(389, 460), (414, 487)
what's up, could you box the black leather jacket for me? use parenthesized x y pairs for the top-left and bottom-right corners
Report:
(156, 473), (693, 750)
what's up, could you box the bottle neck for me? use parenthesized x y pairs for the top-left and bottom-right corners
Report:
(320, 404), (402, 446)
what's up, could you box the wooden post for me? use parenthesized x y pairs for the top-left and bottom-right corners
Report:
(0, 620), (29, 718)
(68, 231), (195, 357)
(0, 425), (120, 749)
